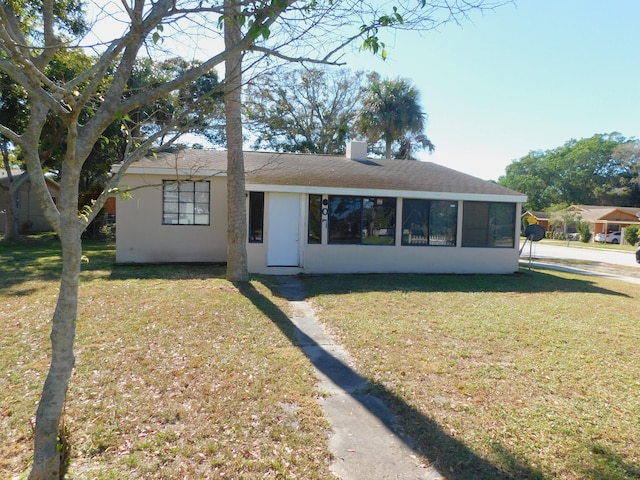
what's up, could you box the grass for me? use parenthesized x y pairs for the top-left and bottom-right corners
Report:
(0, 236), (332, 479)
(300, 272), (640, 479)
(2, 235), (640, 479)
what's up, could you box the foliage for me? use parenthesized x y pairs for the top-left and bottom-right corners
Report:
(125, 58), (224, 147)
(355, 74), (434, 159)
(499, 133), (640, 211)
(624, 225), (640, 245)
(245, 67), (367, 154)
(546, 203), (581, 239)
(4, 0), (88, 39)
(577, 220), (591, 243)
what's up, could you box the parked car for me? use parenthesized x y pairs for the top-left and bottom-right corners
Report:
(605, 231), (622, 244)
(594, 232), (606, 243)
(636, 246), (640, 264)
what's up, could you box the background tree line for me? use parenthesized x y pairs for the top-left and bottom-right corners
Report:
(3, 63), (432, 240)
(498, 132), (640, 211)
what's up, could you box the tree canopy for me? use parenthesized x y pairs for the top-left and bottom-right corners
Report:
(355, 75), (434, 159)
(498, 133), (640, 211)
(245, 67), (367, 155)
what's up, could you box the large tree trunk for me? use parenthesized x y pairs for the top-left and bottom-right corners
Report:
(224, 0), (248, 282)
(29, 224), (81, 479)
(28, 153), (82, 478)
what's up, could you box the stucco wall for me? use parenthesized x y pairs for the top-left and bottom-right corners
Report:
(116, 175), (228, 263)
(247, 193), (522, 275)
(116, 176), (522, 274)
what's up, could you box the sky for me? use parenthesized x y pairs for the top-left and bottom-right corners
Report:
(342, 0), (640, 181)
(85, 1), (640, 182)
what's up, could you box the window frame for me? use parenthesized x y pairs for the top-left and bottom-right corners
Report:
(461, 201), (517, 248)
(162, 180), (210, 226)
(248, 191), (264, 243)
(401, 198), (458, 247)
(308, 194), (323, 244)
(327, 195), (397, 246)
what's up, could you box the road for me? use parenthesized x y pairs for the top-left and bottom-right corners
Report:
(521, 241), (639, 268)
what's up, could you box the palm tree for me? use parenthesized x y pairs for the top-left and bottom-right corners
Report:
(356, 76), (434, 159)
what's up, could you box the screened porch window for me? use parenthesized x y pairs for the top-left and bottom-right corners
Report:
(401, 199), (457, 246)
(328, 195), (396, 245)
(461, 201), (516, 247)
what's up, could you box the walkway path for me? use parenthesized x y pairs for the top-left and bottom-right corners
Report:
(277, 277), (444, 480)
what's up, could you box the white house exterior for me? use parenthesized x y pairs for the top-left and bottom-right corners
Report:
(114, 143), (526, 274)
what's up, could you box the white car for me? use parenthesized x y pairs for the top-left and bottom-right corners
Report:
(604, 231), (622, 244)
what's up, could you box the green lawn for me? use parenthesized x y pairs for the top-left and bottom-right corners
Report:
(300, 272), (640, 479)
(0, 237), (332, 479)
(2, 236), (639, 479)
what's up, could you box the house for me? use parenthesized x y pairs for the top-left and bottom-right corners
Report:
(521, 211), (550, 232)
(0, 169), (60, 234)
(567, 205), (640, 242)
(114, 142), (527, 274)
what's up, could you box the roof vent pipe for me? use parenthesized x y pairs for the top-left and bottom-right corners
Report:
(346, 140), (368, 160)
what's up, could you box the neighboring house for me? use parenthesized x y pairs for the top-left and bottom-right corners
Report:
(567, 205), (640, 242)
(114, 142), (527, 274)
(0, 169), (59, 234)
(521, 211), (550, 232)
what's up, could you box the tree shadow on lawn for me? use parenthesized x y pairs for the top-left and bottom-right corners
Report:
(294, 269), (632, 299)
(237, 279), (547, 480)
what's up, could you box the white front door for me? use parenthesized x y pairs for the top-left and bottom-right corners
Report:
(267, 193), (300, 267)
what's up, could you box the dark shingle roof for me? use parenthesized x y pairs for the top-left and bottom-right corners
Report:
(126, 149), (524, 198)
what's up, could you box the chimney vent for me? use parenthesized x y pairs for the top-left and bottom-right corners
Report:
(346, 141), (368, 160)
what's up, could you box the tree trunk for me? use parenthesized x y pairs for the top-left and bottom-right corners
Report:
(1, 146), (21, 241)
(29, 207), (82, 480)
(3, 186), (21, 240)
(224, 0), (248, 282)
(385, 139), (392, 160)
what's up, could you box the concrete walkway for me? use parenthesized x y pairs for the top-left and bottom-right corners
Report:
(277, 276), (444, 480)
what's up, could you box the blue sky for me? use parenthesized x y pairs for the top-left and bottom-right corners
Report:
(86, 1), (639, 181)
(344, 0), (640, 180)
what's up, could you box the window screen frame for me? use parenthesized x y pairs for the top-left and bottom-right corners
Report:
(401, 199), (458, 246)
(327, 195), (397, 246)
(461, 201), (517, 248)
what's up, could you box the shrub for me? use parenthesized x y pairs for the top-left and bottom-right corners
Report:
(624, 225), (640, 245)
(577, 221), (592, 243)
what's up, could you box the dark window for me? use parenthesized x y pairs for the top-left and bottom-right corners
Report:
(461, 201), (516, 247)
(308, 194), (322, 244)
(162, 180), (210, 225)
(328, 196), (396, 245)
(249, 192), (264, 243)
(401, 199), (457, 246)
